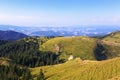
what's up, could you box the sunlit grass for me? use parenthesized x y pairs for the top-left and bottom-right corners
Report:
(31, 57), (120, 80)
(40, 36), (97, 60)
(104, 32), (120, 43)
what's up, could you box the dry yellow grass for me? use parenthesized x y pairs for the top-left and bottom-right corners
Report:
(0, 57), (13, 66)
(31, 57), (120, 80)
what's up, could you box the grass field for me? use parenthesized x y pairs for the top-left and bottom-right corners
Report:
(31, 57), (120, 80)
(103, 31), (120, 43)
(31, 32), (120, 80)
(40, 36), (97, 60)
(101, 31), (120, 59)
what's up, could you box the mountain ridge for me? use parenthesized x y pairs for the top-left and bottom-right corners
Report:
(1, 25), (120, 36)
(0, 30), (28, 41)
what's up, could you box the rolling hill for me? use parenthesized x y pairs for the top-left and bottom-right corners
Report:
(101, 31), (120, 59)
(39, 31), (120, 61)
(103, 31), (120, 43)
(0, 30), (120, 80)
(0, 30), (28, 41)
(31, 57), (120, 80)
(40, 36), (97, 60)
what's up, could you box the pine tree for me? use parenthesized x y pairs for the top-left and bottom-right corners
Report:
(37, 69), (46, 80)
(22, 70), (33, 80)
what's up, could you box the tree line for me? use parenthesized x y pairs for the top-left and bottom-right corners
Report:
(0, 64), (32, 80)
(0, 37), (65, 79)
(0, 38), (64, 67)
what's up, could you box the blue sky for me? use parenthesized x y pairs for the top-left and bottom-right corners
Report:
(0, 0), (120, 27)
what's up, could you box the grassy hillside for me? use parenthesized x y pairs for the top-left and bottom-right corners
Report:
(31, 57), (120, 80)
(40, 36), (97, 60)
(103, 31), (120, 43)
(1, 31), (120, 80)
(101, 31), (120, 59)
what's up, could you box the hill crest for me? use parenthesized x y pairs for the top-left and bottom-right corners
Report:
(0, 30), (28, 41)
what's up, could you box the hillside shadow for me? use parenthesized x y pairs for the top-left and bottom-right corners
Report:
(94, 43), (107, 60)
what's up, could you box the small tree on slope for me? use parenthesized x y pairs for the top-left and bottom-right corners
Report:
(37, 69), (46, 80)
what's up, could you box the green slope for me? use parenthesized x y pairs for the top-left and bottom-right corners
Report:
(40, 36), (97, 60)
(101, 31), (120, 59)
(103, 31), (120, 43)
(31, 57), (120, 80)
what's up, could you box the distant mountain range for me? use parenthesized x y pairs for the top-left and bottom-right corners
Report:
(0, 25), (120, 36)
(0, 30), (28, 41)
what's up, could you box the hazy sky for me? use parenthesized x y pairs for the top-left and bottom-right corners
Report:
(0, 0), (120, 27)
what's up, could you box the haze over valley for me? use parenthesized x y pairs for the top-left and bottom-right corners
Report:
(0, 25), (120, 37)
